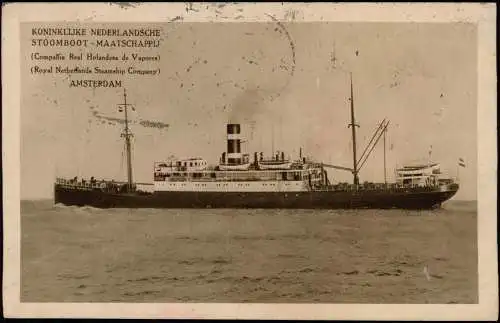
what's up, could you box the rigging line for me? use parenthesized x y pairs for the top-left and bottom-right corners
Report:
(359, 120), (389, 169)
(117, 139), (125, 181)
(79, 113), (94, 178)
(271, 123), (275, 157)
(357, 118), (386, 163)
(357, 120), (390, 172)
(357, 118), (386, 166)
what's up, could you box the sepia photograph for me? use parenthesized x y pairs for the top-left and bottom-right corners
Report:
(3, 2), (497, 320)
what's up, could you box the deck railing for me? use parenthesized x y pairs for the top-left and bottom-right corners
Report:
(324, 182), (457, 192)
(55, 178), (154, 192)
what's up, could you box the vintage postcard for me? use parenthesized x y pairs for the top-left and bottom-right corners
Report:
(2, 2), (497, 320)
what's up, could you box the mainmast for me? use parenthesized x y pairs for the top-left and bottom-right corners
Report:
(348, 73), (360, 185)
(118, 88), (134, 192)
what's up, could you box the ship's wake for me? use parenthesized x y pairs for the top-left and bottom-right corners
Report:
(53, 203), (104, 214)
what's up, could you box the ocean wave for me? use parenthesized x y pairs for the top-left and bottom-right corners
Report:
(52, 204), (105, 215)
(53, 203), (72, 209)
(80, 205), (104, 212)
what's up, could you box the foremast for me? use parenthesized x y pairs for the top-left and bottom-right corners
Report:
(118, 88), (135, 192)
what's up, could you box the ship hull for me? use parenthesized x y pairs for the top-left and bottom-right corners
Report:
(54, 184), (459, 210)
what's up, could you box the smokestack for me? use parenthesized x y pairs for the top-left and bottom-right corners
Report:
(227, 124), (242, 165)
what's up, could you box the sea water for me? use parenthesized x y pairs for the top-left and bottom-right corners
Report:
(20, 200), (478, 303)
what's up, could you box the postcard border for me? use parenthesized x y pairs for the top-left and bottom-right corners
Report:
(2, 2), (497, 320)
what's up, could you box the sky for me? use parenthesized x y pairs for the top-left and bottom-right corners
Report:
(21, 22), (477, 200)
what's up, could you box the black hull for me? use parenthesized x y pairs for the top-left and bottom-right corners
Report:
(54, 184), (459, 210)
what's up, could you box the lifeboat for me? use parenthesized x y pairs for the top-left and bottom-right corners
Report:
(218, 162), (251, 171)
(258, 159), (292, 170)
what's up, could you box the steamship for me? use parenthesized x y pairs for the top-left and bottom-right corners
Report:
(54, 81), (459, 209)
